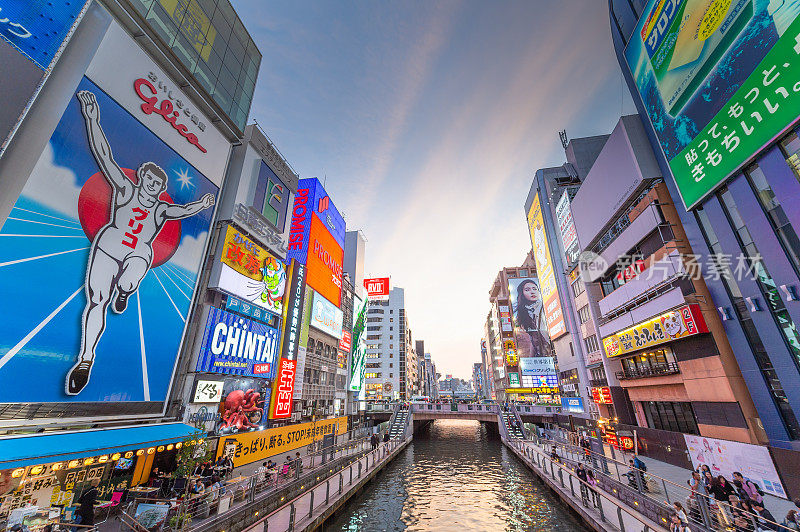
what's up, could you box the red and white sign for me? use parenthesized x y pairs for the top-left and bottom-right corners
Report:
(591, 387), (613, 404)
(338, 331), (352, 353)
(364, 277), (389, 299)
(269, 358), (296, 419)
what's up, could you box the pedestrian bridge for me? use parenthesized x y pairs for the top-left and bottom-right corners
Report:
(411, 403), (501, 422)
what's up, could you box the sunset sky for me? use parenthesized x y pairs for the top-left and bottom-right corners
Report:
(234, 0), (635, 378)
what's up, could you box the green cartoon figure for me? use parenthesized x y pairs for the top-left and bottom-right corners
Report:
(260, 256), (286, 311)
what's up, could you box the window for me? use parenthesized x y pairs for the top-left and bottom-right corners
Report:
(781, 132), (800, 182)
(390, 318), (393, 322)
(746, 164), (800, 275)
(390, 310), (393, 314)
(390, 327), (393, 331)
(697, 205), (800, 438)
(389, 344), (393, 349)
(584, 335), (599, 353)
(389, 363), (393, 368)
(620, 348), (676, 378)
(365, 373), (381, 379)
(642, 401), (698, 434)
(367, 335), (381, 340)
(389, 373), (393, 378)
(390, 335), (393, 340)
(367, 326), (381, 331)
(572, 279), (585, 298)
(578, 305), (590, 324)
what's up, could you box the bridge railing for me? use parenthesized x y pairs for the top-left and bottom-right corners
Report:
(243, 435), (411, 532)
(410, 403), (499, 413)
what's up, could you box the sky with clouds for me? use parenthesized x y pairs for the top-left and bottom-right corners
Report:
(233, 0), (635, 379)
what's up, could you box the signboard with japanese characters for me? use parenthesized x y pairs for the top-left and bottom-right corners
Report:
(503, 339), (518, 366)
(268, 358), (296, 419)
(508, 372), (520, 387)
(215, 225), (286, 316)
(192, 379), (224, 403)
(217, 416), (347, 468)
(625, 0), (800, 208)
(602, 304), (708, 358)
(504, 386), (560, 395)
(591, 387), (613, 404)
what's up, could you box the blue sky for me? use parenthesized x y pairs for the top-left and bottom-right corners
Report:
(233, 0), (635, 379)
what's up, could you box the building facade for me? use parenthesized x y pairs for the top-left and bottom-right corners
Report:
(609, 0), (800, 467)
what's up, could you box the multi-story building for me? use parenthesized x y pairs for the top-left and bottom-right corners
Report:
(472, 362), (486, 400)
(609, 1), (800, 489)
(0, 0), (260, 516)
(419, 352), (439, 400)
(363, 287), (416, 401)
(524, 136), (610, 420)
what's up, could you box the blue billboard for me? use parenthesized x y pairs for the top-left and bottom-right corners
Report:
(287, 178), (345, 264)
(196, 307), (280, 379)
(0, 77), (218, 403)
(561, 397), (584, 413)
(0, 0), (89, 70)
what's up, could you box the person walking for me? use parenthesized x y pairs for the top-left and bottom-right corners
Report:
(752, 501), (779, 531)
(74, 479), (100, 529)
(295, 452), (303, 475)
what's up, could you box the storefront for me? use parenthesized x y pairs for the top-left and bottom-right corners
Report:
(0, 424), (203, 525)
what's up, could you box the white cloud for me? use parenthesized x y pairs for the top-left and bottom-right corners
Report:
(167, 231), (209, 274)
(22, 142), (82, 218)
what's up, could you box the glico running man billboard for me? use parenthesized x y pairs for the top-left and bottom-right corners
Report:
(0, 24), (227, 405)
(625, 0), (800, 208)
(527, 193), (566, 339)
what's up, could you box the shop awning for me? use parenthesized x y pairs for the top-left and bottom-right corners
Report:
(0, 422), (203, 469)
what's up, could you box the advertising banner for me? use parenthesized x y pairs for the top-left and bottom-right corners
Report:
(339, 331), (352, 353)
(602, 304), (709, 358)
(591, 387), (613, 404)
(349, 293), (368, 393)
(505, 386), (560, 395)
(364, 277), (390, 299)
(216, 225), (286, 315)
(502, 339), (518, 366)
(555, 191), (579, 264)
(0, 1), (90, 152)
(192, 379), (224, 403)
(684, 434), (786, 499)
(498, 304), (513, 334)
(527, 193), (566, 338)
(217, 377), (269, 435)
(196, 307), (280, 379)
(521, 374), (559, 388)
(519, 357), (556, 376)
(507, 277), (552, 358)
(561, 397), (584, 413)
(310, 290), (343, 338)
(306, 214), (343, 307)
(508, 372), (520, 387)
(225, 295), (275, 324)
(287, 178), (346, 260)
(0, 26), (224, 404)
(268, 358), (296, 419)
(279, 260), (307, 363)
(625, 0), (800, 208)
(217, 416), (348, 468)
(184, 404), (221, 432)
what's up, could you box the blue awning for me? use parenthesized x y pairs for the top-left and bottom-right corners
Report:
(0, 423), (204, 469)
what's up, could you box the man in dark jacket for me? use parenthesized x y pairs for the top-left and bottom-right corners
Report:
(76, 479), (100, 527)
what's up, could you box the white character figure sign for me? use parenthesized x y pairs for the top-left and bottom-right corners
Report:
(662, 311), (686, 338)
(66, 91), (214, 395)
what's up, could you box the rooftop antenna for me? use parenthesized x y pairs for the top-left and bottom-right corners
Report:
(558, 130), (569, 150)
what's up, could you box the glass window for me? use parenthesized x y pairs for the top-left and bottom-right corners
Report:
(643, 401), (698, 434)
(578, 305), (590, 324)
(781, 132), (800, 182)
(746, 165), (800, 274)
(572, 279), (585, 297)
(696, 206), (800, 438)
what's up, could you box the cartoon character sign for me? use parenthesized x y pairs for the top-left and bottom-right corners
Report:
(260, 256), (286, 308)
(0, 77), (218, 403)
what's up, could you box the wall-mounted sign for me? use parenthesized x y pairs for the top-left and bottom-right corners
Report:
(527, 193), (566, 338)
(498, 305), (513, 334)
(287, 178), (346, 258)
(625, 0), (800, 209)
(602, 304), (708, 358)
(225, 295), (276, 325)
(591, 387), (613, 405)
(192, 379), (224, 403)
(253, 161), (290, 231)
(216, 225), (286, 315)
(364, 277), (389, 299)
(338, 331), (352, 354)
(232, 203), (289, 258)
(508, 372), (520, 387)
(196, 307), (280, 378)
(279, 260), (307, 362)
(561, 397), (584, 413)
(556, 191), (579, 264)
(268, 358), (297, 420)
(503, 339), (518, 366)
(519, 357), (556, 376)
(505, 387), (560, 395)
(310, 290), (343, 339)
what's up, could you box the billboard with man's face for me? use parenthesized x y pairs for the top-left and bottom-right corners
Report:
(0, 23), (226, 406)
(625, 0), (800, 208)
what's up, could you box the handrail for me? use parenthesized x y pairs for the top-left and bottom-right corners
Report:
(531, 436), (793, 531)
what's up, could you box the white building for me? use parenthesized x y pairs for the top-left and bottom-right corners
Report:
(363, 287), (418, 401)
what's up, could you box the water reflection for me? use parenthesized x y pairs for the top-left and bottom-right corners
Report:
(325, 419), (589, 531)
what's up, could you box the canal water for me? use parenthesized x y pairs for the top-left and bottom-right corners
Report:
(324, 419), (590, 531)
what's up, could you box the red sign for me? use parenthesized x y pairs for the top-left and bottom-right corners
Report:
(339, 331), (352, 353)
(619, 436), (635, 450)
(364, 277), (389, 299)
(269, 358), (296, 419)
(616, 258), (645, 282)
(591, 387), (613, 404)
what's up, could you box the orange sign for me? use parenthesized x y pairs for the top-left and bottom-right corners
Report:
(306, 214), (343, 307)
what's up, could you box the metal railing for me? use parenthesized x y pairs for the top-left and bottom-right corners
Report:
(615, 362), (680, 380)
(507, 438), (664, 532)
(526, 436), (793, 532)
